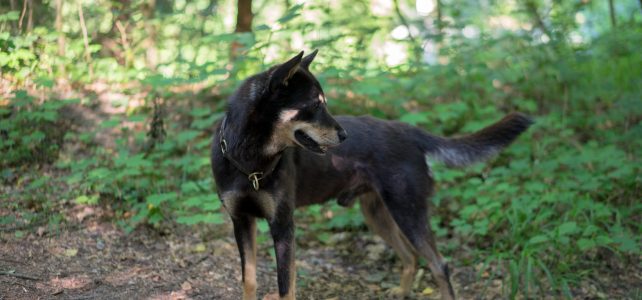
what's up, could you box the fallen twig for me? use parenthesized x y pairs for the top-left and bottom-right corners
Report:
(0, 270), (41, 281)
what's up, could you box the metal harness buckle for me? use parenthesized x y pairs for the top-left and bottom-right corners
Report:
(247, 172), (263, 191)
(220, 139), (228, 154)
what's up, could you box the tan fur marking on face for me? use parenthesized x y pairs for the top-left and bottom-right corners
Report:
(264, 118), (300, 155)
(318, 94), (327, 103)
(291, 122), (340, 146)
(265, 119), (340, 155)
(279, 109), (299, 123)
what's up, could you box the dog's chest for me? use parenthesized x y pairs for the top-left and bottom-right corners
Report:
(219, 190), (278, 220)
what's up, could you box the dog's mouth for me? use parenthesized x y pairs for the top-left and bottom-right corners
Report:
(294, 130), (330, 154)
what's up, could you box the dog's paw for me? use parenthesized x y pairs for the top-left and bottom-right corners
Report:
(262, 292), (280, 300)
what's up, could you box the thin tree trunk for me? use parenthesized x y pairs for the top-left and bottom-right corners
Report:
(18, 0), (27, 32)
(608, 0), (616, 27)
(115, 20), (132, 67)
(56, 0), (65, 74)
(142, 0), (157, 70)
(56, 0), (65, 56)
(231, 0), (253, 59)
(77, 0), (93, 77)
(235, 0), (253, 33)
(436, 0), (443, 36)
(27, 0), (33, 32)
(99, 0), (130, 65)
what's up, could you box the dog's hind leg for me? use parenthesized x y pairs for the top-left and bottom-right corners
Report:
(376, 185), (456, 300)
(360, 193), (418, 297)
(232, 215), (258, 300)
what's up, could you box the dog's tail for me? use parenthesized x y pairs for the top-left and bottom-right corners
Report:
(414, 112), (533, 167)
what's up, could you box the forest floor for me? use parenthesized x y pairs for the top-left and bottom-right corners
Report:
(1, 203), (640, 300)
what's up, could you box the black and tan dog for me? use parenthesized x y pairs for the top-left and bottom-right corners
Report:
(211, 50), (532, 300)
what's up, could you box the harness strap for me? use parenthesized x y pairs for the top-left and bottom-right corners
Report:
(218, 116), (282, 190)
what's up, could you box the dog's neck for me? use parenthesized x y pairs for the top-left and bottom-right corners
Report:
(218, 113), (283, 174)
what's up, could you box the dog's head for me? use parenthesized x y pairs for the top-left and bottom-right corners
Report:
(240, 50), (347, 155)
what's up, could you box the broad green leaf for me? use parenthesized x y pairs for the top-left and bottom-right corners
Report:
(528, 235), (549, 245)
(577, 238), (596, 251)
(558, 222), (578, 236)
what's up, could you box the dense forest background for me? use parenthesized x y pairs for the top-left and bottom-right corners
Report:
(1, 0), (641, 299)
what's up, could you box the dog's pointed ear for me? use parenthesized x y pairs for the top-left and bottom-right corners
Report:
(300, 49), (318, 70)
(269, 51), (304, 91)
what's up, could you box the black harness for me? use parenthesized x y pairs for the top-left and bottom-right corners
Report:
(218, 116), (282, 190)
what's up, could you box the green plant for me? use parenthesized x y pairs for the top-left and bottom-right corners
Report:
(0, 90), (77, 170)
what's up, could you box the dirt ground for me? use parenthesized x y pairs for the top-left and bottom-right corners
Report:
(1, 203), (640, 300)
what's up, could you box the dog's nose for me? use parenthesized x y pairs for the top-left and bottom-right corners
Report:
(337, 128), (348, 142)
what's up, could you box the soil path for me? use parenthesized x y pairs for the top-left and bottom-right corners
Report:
(1, 206), (639, 300)
(0, 205), (469, 300)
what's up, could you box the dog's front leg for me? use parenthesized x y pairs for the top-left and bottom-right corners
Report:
(233, 215), (258, 300)
(268, 211), (296, 300)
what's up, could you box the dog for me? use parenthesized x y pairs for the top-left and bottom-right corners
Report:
(211, 50), (533, 300)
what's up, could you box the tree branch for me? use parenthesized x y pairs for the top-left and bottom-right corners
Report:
(27, 0), (33, 32)
(18, 0), (27, 32)
(0, 271), (40, 281)
(608, 0), (617, 27)
(393, 0), (421, 62)
(56, 0), (65, 57)
(231, 0), (253, 59)
(77, 0), (93, 77)
(525, 0), (552, 39)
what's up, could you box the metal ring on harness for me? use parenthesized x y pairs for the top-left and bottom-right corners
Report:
(248, 172), (262, 191)
(220, 139), (228, 154)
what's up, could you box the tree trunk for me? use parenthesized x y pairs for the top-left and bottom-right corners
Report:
(235, 0), (253, 33)
(436, 0), (443, 36)
(9, 0), (17, 32)
(95, 0), (130, 65)
(26, 0), (33, 32)
(18, 0), (27, 32)
(231, 0), (253, 59)
(77, 0), (93, 77)
(56, 0), (65, 74)
(608, 0), (616, 27)
(142, 0), (158, 70)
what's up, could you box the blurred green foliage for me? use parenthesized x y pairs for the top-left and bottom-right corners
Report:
(1, 0), (641, 298)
